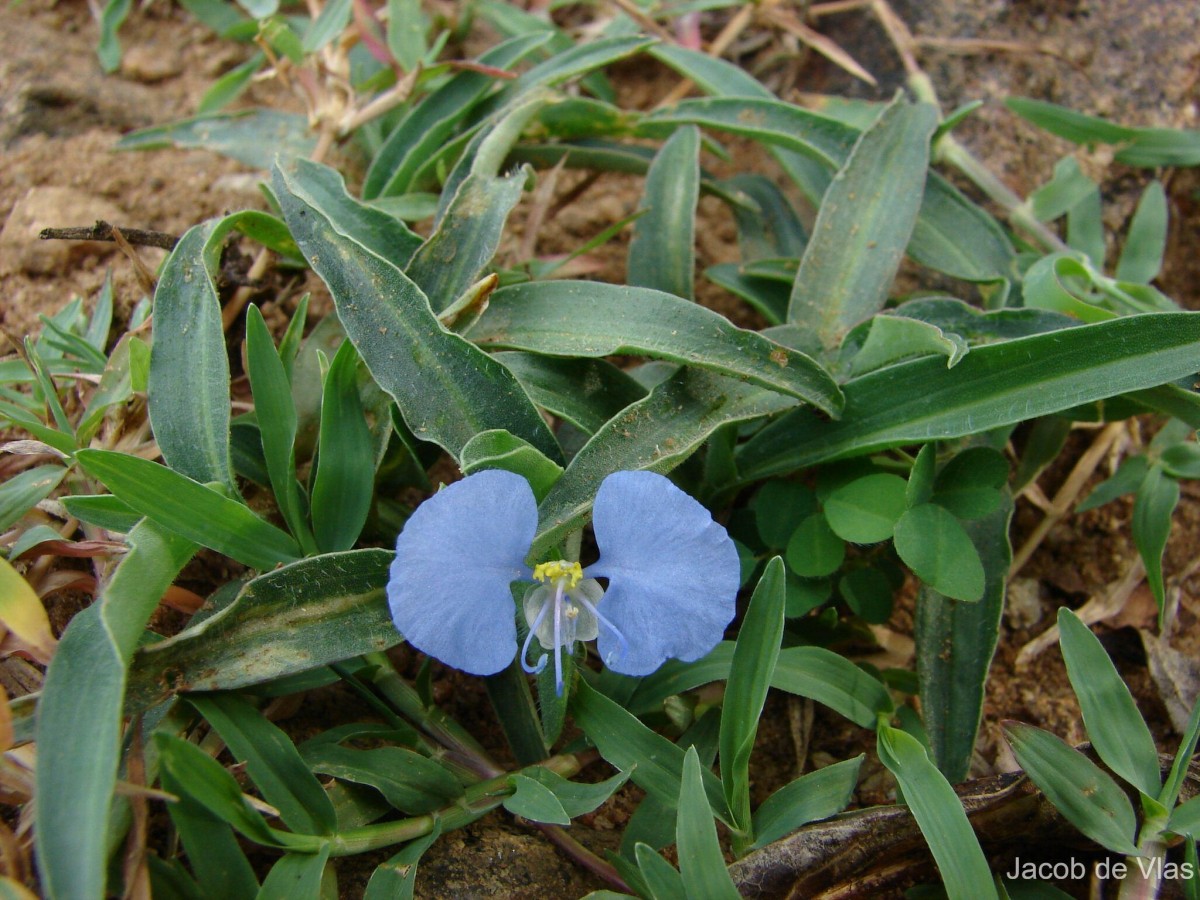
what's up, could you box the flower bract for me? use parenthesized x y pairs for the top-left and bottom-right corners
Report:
(386, 468), (739, 690)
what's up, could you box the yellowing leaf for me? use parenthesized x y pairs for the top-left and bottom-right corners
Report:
(0, 558), (57, 664)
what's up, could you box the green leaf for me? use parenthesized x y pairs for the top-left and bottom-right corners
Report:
(126, 550), (396, 708)
(643, 97), (858, 170)
(365, 32), (551, 198)
(785, 514), (844, 577)
(849, 316), (968, 376)
(895, 504), (985, 602)
(117, 110), (316, 169)
(1057, 608), (1161, 798)
(407, 95), (541, 312)
(303, 744), (463, 814)
(159, 765), (260, 899)
(246, 306), (315, 553)
(840, 567), (894, 624)
(823, 473), (908, 543)
(1168, 795), (1200, 840)
(877, 726), (998, 899)
(189, 694), (337, 836)
(96, 0), (131, 71)
(1161, 441), (1200, 480)
(0, 465), (66, 531)
(504, 775), (570, 825)
(736, 312), (1200, 479)
(788, 97), (937, 346)
(60, 493), (142, 533)
(750, 754), (863, 849)
(1077, 455), (1150, 512)
(677, 747), (741, 900)
(1006, 98), (1200, 167)
(635, 844), (684, 900)
(257, 848), (331, 899)
(1003, 723), (1140, 855)
(197, 53), (264, 114)
(531, 369), (796, 557)
(1116, 182), (1167, 284)
(916, 495), (1013, 781)
(75, 449), (302, 570)
(704, 264), (790, 326)
(461, 431), (562, 503)
(515, 766), (630, 818)
(772, 646), (893, 728)
(362, 823), (441, 900)
(571, 680), (731, 823)
(1028, 157), (1096, 222)
(495, 353), (647, 436)
(273, 162), (561, 464)
(469, 282), (843, 411)
(720, 558), (786, 834)
(751, 480), (817, 549)
(36, 521), (197, 899)
(310, 341), (375, 552)
(931, 447), (1008, 519)
(148, 220), (236, 492)
(155, 733), (293, 849)
(1068, 187), (1106, 267)
(281, 160), (421, 269)
(1133, 463), (1180, 610)
(629, 125), (700, 299)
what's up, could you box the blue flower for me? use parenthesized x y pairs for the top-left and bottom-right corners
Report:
(387, 469), (739, 693)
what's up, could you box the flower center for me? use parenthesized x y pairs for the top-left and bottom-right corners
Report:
(520, 560), (629, 696)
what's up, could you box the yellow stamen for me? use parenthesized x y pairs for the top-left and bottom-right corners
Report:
(533, 560), (583, 589)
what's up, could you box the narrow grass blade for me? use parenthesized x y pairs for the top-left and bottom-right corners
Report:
(469, 282), (843, 410)
(878, 726), (998, 899)
(629, 125), (700, 300)
(245, 306), (315, 554)
(365, 32), (550, 198)
(788, 96), (937, 346)
(257, 848), (331, 899)
(572, 680), (731, 823)
(720, 558), (786, 834)
(1116, 183), (1167, 285)
(772, 646), (893, 728)
(677, 747), (741, 899)
(737, 312), (1200, 479)
(36, 521), (196, 899)
(1057, 608), (1161, 798)
(117, 110), (316, 168)
(916, 494), (1013, 781)
(75, 449), (301, 570)
(189, 694), (337, 836)
(274, 162), (561, 464)
(310, 341), (375, 553)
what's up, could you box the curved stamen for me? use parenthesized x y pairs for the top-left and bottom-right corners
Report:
(553, 581), (565, 695)
(574, 593), (630, 667)
(520, 593), (553, 675)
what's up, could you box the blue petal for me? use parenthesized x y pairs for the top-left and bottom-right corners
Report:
(387, 470), (536, 676)
(586, 471), (738, 676)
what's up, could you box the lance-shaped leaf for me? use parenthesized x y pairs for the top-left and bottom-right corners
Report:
(788, 97), (937, 346)
(274, 162), (561, 464)
(628, 125), (700, 299)
(406, 94), (544, 312)
(737, 312), (1200, 480)
(468, 282), (842, 410)
(116, 110), (316, 168)
(36, 521), (197, 900)
(531, 369), (796, 557)
(125, 550), (396, 710)
(916, 494), (1013, 782)
(364, 32), (551, 198)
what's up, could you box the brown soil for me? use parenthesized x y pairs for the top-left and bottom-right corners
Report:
(2, 1), (1200, 897)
